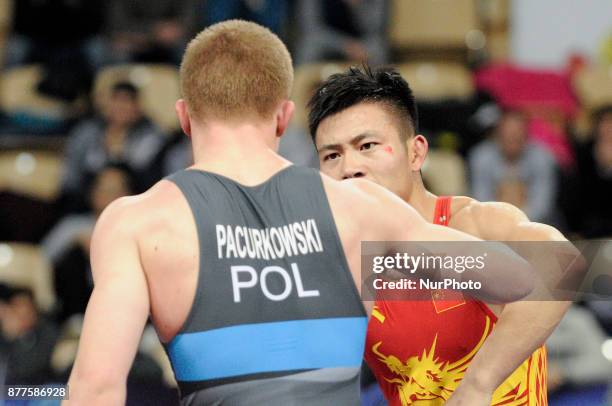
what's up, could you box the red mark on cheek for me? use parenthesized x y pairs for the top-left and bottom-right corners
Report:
(384, 146), (393, 154)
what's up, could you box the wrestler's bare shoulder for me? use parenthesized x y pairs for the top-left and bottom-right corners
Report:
(98, 179), (191, 239)
(449, 197), (528, 239)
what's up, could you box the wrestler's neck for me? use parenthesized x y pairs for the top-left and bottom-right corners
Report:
(406, 176), (440, 223)
(190, 119), (291, 183)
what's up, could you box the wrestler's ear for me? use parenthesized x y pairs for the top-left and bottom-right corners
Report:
(176, 99), (192, 137)
(407, 134), (428, 171)
(276, 100), (295, 137)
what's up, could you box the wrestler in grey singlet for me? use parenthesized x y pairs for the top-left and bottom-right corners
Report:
(164, 165), (367, 405)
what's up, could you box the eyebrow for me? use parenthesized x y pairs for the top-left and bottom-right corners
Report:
(318, 133), (376, 152)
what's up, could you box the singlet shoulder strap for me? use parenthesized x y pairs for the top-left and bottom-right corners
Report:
(433, 196), (452, 226)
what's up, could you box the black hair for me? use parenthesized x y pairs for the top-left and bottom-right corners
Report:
(83, 161), (137, 203)
(0, 283), (35, 303)
(307, 65), (418, 141)
(112, 81), (139, 99)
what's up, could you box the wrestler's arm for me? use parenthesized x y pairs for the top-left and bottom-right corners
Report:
(351, 180), (533, 303)
(447, 202), (574, 405)
(65, 198), (150, 406)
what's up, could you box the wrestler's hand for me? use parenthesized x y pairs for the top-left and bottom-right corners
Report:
(445, 383), (492, 406)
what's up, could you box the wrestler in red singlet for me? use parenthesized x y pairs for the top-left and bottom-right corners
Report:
(365, 196), (547, 406)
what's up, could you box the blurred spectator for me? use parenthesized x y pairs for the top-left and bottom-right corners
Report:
(0, 285), (59, 385)
(295, 0), (388, 65)
(43, 164), (134, 321)
(204, 0), (287, 36)
(61, 82), (166, 210)
(561, 105), (612, 238)
(469, 110), (558, 223)
(107, 0), (199, 64)
(474, 64), (578, 168)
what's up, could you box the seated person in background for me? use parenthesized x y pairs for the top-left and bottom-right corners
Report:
(107, 0), (199, 64)
(469, 109), (558, 224)
(61, 81), (166, 210)
(295, 0), (388, 65)
(0, 285), (59, 385)
(43, 164), (134, 321)
(561, 105), (612, 238)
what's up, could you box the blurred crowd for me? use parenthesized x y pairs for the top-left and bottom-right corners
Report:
(0, 1), (610, 405)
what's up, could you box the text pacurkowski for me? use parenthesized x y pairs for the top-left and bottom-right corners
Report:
(216, 220), (324, 260)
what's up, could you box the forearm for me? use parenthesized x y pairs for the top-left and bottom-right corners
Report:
(408, 225), (534, 303)
(460, 300), (570, 392)
(452, 203), (577, 398)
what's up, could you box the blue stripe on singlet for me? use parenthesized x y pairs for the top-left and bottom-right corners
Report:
(167, 317), (367, 381)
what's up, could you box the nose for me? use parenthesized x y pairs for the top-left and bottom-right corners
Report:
(342, 170), (366, 180)
(341, 152), (366, 180)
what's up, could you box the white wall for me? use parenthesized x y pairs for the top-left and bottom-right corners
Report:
(511, 0), (612, 68)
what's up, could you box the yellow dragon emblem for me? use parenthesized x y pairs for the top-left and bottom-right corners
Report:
(371, 317), (491, 405)
(371, 314), (542, 405)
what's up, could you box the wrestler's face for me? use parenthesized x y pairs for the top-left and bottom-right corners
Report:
(315, 102), (426, 202)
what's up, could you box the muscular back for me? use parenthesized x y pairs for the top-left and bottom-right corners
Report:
(133, 172), (417, 342)
(133, 180), (200, 342)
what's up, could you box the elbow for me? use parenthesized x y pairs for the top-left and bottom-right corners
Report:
(67, 370), (125, 406)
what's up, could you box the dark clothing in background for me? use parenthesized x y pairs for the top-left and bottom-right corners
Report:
(107, 0), (197, 36)
(13, 0), (105, 45)
(0, 194), (59, 243)
(322, 0), (363, 38)
(0, 318), (59, 385)
(204, 0), (287, 35)
(417, 92), (498, 155)
(561, 141), (612, 238)
(53, 246), (92, 322)
(61, 117), (166, 208)
(9, 0), (104, 100)
(107, 0), (199, 63)
(295, 0), (388, 64)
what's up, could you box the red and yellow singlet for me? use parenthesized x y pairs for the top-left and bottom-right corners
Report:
(364, 196), (547, 406)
